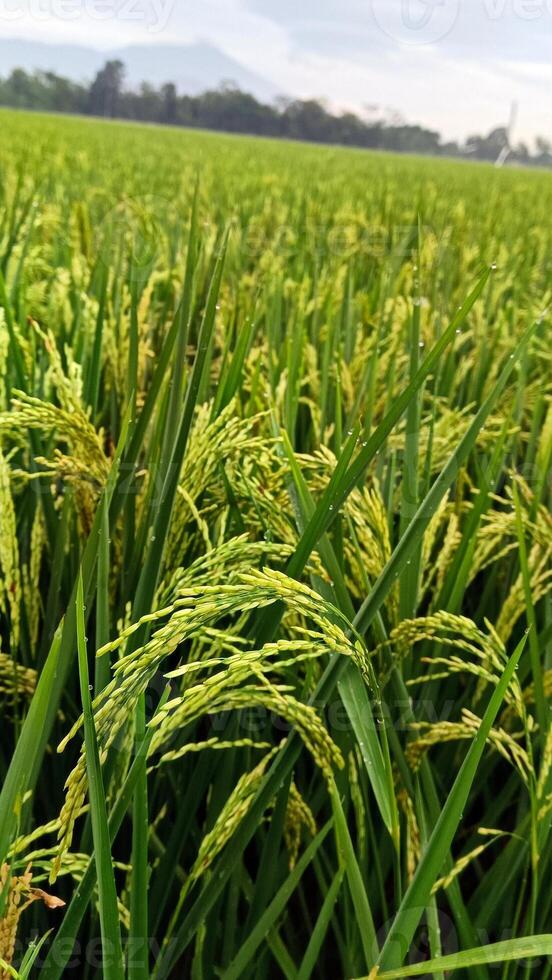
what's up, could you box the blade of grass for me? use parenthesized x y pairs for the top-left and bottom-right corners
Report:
(221, 820), (333, 980)
(0, 628), (61, 866)
(94, 495), (110, 695)
(512, 481), (547, 735)
(376, 631), (528, 972)
(280, 428), (399, 846)
(84, 259), (108, 415)
(40, 686), (170, 980)
(296, 867), (345, 980)
(159, 181), (199, 471)
(330, 781), (377, 967)
(213, 310), (256, 416)
(131, 230), (228, 621)
(75, 571), (124, 980)
(18, 929), (52, 978)
(399, 222), (423, 620)
(129, 692), (149, 980)
(362, 936), (552, 978)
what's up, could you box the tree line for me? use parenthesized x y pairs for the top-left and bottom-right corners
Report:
(1, 59), (551, 167)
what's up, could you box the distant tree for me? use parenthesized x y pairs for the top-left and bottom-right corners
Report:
(336, 111), (379, 147)
(536, 136), (551, 156)
(440, 140), (461, 158)
(195, 86), (279, 136)
(0, 68), (86, 113)
(88, 60), (125, 118)
(534, 136), (552, 168)
(41, 71), (87, 113)
(465, 127), (508, 162)
(280, 99), (336, 143)
(134, 82), (162, 122)
(161, 82), (178, 125)
(3, 69), (43, 108)
(514, 142), (530, 164)
(1, 60), (552, 168)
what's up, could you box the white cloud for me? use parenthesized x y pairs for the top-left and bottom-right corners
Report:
(0, 0), (550, 141)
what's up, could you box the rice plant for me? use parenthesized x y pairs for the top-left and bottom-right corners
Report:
(0, 107), (551, 979)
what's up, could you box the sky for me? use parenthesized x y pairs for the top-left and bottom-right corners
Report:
(1, 0), (552, 145)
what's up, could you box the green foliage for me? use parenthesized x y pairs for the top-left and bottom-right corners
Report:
(0, 108), (550, 979)
(0, 64), (550, 165)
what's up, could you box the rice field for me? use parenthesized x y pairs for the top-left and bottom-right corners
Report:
(0, 107), (551, 979)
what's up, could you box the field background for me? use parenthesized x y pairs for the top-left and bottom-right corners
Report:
(0, 108), (551, 979)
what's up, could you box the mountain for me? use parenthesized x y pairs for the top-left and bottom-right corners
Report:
(0, 39), (280, 101)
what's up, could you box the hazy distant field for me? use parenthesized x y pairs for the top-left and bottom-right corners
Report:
(0, 108), (551, 980)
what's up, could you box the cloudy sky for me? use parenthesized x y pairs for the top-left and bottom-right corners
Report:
(1, 0), (552, 144)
